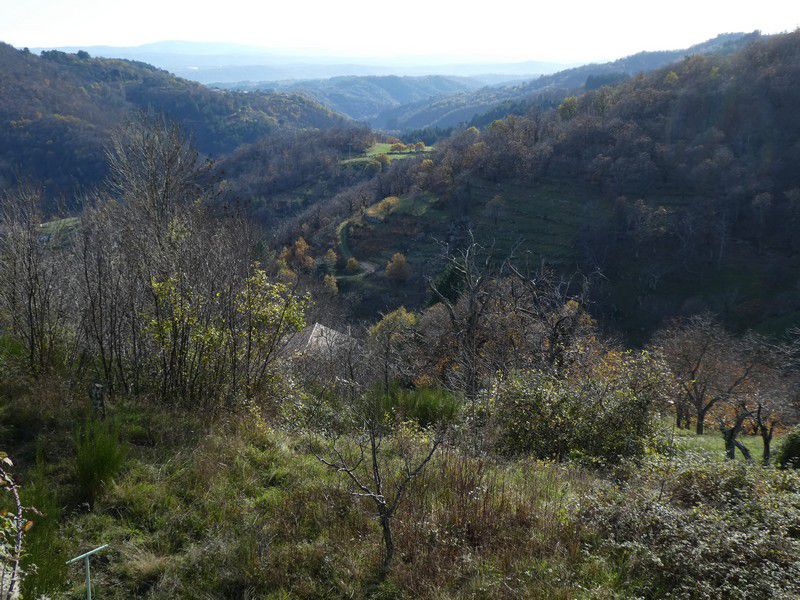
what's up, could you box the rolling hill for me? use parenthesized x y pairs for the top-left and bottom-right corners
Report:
(372, 32), (761, 131)
(0, 43), (346, 199)
(299, 30), (800, 337)
(215, 75), (483, 122)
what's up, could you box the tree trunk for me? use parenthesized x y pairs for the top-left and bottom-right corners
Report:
(696, 408), (706, 435)
(720, 418), (751, 461)
(378, 512), (394, 580)
(724, 436), (736, 460)
(676, 405), (685, 429)
(734, 440), (752, 461)
(761, 431), (772, 465)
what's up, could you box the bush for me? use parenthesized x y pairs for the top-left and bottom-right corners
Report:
(385, 387), (460, 428)
(776, 426), (800, 469)
(493, 357), (661, 463)
(385, 252), (411, 283)
(75, 419), (126, 506)
(582, 456), (800, 599)
(345, 257), (360, 273)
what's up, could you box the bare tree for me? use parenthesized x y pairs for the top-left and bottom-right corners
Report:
(313, 392), (444, 579)
(427, 237), (507, 406)
(0, 187), (73, 376)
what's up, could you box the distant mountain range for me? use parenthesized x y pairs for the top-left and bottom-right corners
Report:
(196, 33), (762, 131)
(31, 41), (570, 83)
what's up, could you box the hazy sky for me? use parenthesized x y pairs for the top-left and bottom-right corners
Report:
(2, 0), (798, 62)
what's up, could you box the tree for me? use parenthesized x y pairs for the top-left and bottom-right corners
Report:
(313, 392), (443, 580)
(323, 273), (339, 295)
(369, 307), (417, 393)
(425, 238), (594, 421)
(0, 187), (71, 376)
(385, 252), (411, 283)
(664, 70), (679, 85)
(718, 401), (753, 461)
(323, 248), (338, 273)
(558, 96), (578, 121)
(652, 314), (761, 434)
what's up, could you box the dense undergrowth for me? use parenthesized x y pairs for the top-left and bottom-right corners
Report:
(3, 381), (799, 600)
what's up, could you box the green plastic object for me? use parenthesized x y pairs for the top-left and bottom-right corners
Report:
(66, 544), (109, 600)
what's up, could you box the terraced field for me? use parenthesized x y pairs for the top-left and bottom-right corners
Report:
(342, 179), (608, 274)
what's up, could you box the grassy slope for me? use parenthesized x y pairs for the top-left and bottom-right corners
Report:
(13, 406), (599, 599)
(336, 179), (608, 314)
(14, 399), (792, 599)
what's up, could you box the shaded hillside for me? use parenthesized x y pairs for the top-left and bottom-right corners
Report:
(373, 32), (759, 131)
(216, 126), (377, 229)
(0, 43), (346, 199)
(216, 75), (482, 121)
(294, 31), (800, 336)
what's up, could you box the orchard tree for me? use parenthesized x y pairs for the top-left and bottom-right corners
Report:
(652, 314), (760, 434)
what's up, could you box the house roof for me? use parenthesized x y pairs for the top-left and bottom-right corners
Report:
(284, 322), (356, 357)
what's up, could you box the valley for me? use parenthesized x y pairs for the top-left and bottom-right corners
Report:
(2, 14), (800, 600)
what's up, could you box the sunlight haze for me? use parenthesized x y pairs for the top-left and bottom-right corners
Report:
(2, 0), (798, 62)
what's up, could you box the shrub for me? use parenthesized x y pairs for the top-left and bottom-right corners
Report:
(582, 456), (800, 599)
(776, 426), (800, 469)
(493, 355), (663, 463)
(385, 252), (411, 283)
(345, 257), (360, 273)
(75, 419), (126, 506)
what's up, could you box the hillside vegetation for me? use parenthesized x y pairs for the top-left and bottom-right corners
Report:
(1, 126), (799, 597)
(301, 31), (800, 335)
(0, 43), (345, 199)
(372, 32), (759, 131)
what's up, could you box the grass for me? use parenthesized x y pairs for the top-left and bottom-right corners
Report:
(74, 419), (127, 506)
(5, 400), (603, 599)
(40, 216), (79, 236)
(667, 422), (771, 462)
(341, 142), (433, 165)
(6, 396), (800, 599)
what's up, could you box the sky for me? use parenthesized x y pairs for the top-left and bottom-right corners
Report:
(1, 0), (798, 63)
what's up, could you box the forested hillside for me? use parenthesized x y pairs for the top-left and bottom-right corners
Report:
(372, 32), (759, 131)
(286, 31), (800, 337)
(0, 43), (346, 199)
(3, 22), (800, 600)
